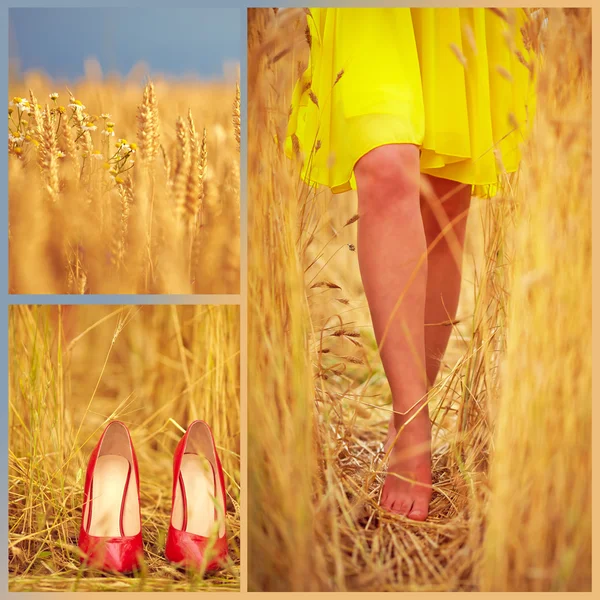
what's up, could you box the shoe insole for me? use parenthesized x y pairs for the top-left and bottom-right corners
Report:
(88, 455), (131, 537)
(177, 455), (217, 537)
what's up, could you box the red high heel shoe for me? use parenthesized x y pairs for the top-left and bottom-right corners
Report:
(165, 420), (229, 571)
(78, 421), (143, 573)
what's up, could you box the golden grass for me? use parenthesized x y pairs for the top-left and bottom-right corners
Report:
(248, 7), (591, 592)
(8, 305), (240, 592)
(8, 71), (240, 294)
(481, 8), (592, 590)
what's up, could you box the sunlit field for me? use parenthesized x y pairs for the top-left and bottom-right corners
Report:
(8, 70), (240, 294)
(8, 305), (240, 591)
(248, 7), (591, 592)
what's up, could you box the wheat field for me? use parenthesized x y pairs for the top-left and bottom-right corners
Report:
(8, 71), (240, 294)
(248, 7), (591, 592)
(8, 305), (240, 592)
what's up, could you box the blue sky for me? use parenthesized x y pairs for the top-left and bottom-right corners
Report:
(9, 8), (240, 80)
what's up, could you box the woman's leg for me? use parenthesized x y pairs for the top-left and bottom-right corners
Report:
(354, 145), (432, 521)
(420, 176), (471, 385)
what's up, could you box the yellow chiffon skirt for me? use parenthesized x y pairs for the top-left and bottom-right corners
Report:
(285, 8), (537, 195)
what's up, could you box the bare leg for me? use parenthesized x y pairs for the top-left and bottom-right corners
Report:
(354, 145), (432, 521)
(421, 176), (471, 385)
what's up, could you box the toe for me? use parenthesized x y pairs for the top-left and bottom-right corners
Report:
(407, 496), (429, 521)
(380, 492), (391, 511)
(392, 498), (413, 516)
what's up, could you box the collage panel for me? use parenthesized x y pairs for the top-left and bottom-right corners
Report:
(247, 7), (591, 593)
(2, 2), (595, 596)
(8, 8), (240, 294)
(8, 305), (240, 591)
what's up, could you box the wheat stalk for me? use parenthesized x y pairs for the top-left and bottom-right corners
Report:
(137, 81), (160, 164)
(233, 82), (241, 151)
(184, 109), (201, 226)
(39, 107), (59, 201)
(173, 116), (190, 219)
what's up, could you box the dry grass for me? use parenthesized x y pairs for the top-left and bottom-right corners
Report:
(8, 305), (240, 592)
(248, 7), (591, 592)
(8, 71), (240, 294)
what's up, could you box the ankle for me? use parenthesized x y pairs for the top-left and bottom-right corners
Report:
(388, 435), (432, 466)
(393, 406), (430, 433)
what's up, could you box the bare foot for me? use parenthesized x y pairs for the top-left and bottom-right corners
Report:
(380, 412), (432, 521)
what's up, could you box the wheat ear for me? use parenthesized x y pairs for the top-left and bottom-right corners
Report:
(137, 80), (160, 163)
(233, 82), (241, 151)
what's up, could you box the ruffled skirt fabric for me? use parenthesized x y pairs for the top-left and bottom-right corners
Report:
(286, 8), (537, 195)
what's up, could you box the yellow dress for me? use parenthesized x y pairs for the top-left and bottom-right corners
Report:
(286, 8), (537, 195)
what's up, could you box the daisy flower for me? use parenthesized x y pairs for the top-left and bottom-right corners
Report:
(10, 97), (30, 112)
(117, 142), (131, 152)
(9, 133), (24, 143)
(101, 128), (115, 137)
(91, 150), (103, 160)
(100, 113), (112, 120)
(82, 122), (97, 132)
(56, 151), (66, 158)
(49, 92), (59, 101)
(68, 99), (86, 110)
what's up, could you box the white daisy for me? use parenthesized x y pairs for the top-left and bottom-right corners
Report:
(68, 100), (86, 110)
(82, 122), (97, 132)
(9, 97), (30, 112)
(49, 92), (59, 101)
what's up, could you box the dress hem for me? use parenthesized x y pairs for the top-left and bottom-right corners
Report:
(287, 139), (517, 195)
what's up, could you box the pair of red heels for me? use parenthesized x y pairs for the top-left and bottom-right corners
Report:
(78, 420), (228, 573)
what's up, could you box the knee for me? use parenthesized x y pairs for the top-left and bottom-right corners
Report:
(355, 145), (421, 214)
